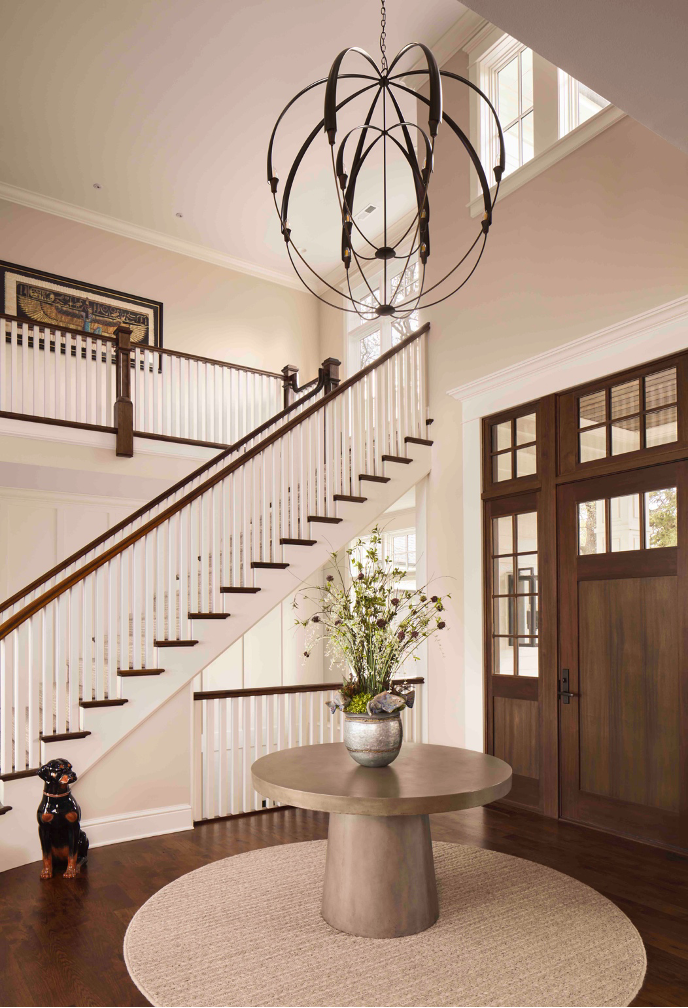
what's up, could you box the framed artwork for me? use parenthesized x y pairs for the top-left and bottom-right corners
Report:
(0, 261), (163, 346)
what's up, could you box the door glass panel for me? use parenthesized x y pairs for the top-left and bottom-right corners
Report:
(516, 554), (539, 579)
(515, 412), (536, 445)
(493, 555), (514, 594)
(645, 368), (676, 410)
(515, 444), (536, 477)
(493, 636), (515, 675)
(579, 390), (606, 427)
(578, 499), (606, 554)
(517, 595), (538, 636)
(610, 494), (641, 551)
(611, 415), (640, 455)
(516, 512), (537, 552)
(611, 379), (640, 419)
(493, 596), (514, 635)
(645, 406), (677, 447)
(645, 487), (677, 548)
(579, 426), (606, 462)
(492, 420), (512, 451)
(493, 515), (513, 555)
(493, 452), (513, 482)
(517, 639), (539, 677)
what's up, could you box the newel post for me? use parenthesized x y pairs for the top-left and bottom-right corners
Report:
(321, 357), (341, 394)
(114, 325), (134, 457)
(281, 364), (299, 410)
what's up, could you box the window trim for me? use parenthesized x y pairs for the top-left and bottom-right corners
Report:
(465, 28), (624, 217)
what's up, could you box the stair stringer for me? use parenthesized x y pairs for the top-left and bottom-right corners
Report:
(1, 447), (431, 870)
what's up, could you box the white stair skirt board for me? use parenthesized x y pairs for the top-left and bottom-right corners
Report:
(82, 804), (193, 849)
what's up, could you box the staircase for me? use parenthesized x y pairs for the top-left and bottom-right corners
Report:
(0, 323), (432, 870)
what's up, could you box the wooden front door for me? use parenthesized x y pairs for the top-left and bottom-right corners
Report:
(558, 462), (687, 849)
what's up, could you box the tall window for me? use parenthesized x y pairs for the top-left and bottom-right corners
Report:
(496, 46), (534, 176)
(350, 528), (416, 590)
(474, 31), (612, 194)
(347, 261), (420, 372)
(558, 73), (610, 137)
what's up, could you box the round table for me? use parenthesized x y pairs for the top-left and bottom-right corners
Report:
(251, 741), (512, 938)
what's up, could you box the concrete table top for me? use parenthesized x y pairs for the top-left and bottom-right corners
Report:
(251, 741), (512, 816)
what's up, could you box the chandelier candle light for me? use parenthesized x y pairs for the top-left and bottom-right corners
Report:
(268, 0), (505, 321)
(294, 528), (450, 767)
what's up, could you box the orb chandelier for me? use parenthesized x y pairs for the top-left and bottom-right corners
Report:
(267, 0), (505, 322)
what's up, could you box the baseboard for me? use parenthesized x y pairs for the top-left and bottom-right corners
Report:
(81, 803), (193, 848)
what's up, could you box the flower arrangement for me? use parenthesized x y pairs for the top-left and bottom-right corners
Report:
(294, 527), (449, 717)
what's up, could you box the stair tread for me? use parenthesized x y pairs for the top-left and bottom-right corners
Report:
(0, 805), (12, 815)
(221, 586), (261, 593)
(41, 731), (91, 742)
(188, 612), (231, 619)
(0, 767), (40, 782)
(381, 455), (412, 464)
(80, 699), (128, 708)
(154, 639), (199, 647)
(117, 668), (164, 676)
(308, 515), (343, 524)
(359, 474), (391, 483)
(250, 561), (289, 569)
(333, 494), (367, 503)
(404, 435), (433, 445)
(279, 538), (317, 546)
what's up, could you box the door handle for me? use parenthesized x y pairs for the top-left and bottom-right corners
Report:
(558, 668), (578, 704)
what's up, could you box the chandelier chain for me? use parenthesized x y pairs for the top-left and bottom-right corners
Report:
(380, 0), (387, 73)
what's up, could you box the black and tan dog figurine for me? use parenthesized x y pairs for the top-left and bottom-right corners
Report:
(37, 757), (89, 878)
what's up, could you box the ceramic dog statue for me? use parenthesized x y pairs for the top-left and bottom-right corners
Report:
(36, 757), (89, 878)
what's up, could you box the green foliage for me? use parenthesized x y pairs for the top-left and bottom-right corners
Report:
(293, 526), (450, 699)
(345, 693), (373, 713)
(647, 487), (677, 547)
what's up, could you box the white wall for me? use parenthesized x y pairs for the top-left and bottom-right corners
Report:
(318, 47), (688, 752)
(0, 199), (321, 378)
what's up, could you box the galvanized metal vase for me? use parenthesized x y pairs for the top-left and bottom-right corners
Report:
(343, 711), (403, 767)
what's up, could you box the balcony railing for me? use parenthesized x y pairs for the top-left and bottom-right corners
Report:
(192, 678), (425, 822)
(0, 313), (314, 454)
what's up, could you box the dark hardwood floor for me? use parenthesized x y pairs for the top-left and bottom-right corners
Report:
(1, 804), (687, 1007)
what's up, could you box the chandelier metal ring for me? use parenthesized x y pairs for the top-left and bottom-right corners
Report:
(267, 11), (505, 321)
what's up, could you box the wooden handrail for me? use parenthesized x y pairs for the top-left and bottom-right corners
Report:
(0, 371), (328, 615)
(194, 677), (425, 700)
(0, 323), (429, 640)
(1, 311), (283, 380)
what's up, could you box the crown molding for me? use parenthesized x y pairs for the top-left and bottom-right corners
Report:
(448, 294), (688, 422)
(412, 9), (489, 71)
(0, 181), (304, 292)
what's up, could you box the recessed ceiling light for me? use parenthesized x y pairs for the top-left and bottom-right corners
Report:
(92, 183), (102, 189)
(175, 212), (184, 218)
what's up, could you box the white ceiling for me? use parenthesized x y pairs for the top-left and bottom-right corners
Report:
(462, 0), (688, 154)
(0, 0), (465, 283)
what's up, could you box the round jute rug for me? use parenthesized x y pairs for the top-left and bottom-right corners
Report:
(124, 840), (645, 1008)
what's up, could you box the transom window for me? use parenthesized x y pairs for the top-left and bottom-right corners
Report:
(490, 411), (537, 482)
(578, 487), (677, 555)
(347, 262), (420, 372)
(491, 510), (539, 676)
(578, 367), (677, 463)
